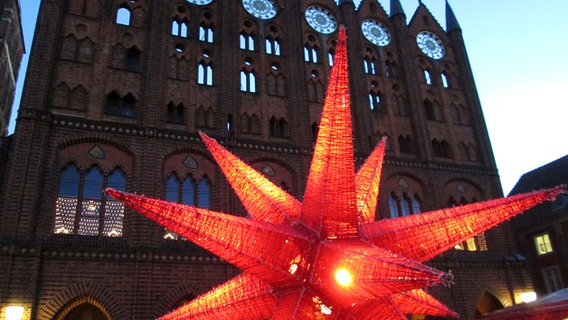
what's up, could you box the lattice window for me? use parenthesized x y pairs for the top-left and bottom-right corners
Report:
(54, 165), (126, 237)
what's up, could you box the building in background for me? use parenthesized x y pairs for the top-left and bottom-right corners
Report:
(508, 155), (568, 297)
(0, 0), (534, 319)
(0, 0), (24, 136)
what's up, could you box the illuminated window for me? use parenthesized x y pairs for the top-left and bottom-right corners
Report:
(423, 69), (432, 85)
(368, 91), (381, 111)
(328, 49), (334, 66)
(441, 72), (449, 88)
(199, 24), (214, 43)
(363, 57), (377, 75)
(265, 37), (281, 56)
(54, 165), (126, 237)
(171, 19), (188, 37)
(197, 62), (213, 86)
(116, 7), (131, 26)
(240, 70), (256, 93)
(535, 233), (553, 255)
(304, 45), (319, 63)
(239, 32), (255, 51)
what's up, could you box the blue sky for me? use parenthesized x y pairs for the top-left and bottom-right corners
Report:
(11, 0), (568, 195)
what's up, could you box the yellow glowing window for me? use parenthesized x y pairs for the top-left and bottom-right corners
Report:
(535, 234), (553, 255)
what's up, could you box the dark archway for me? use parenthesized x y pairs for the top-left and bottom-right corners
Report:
(475, 292), (504, 317)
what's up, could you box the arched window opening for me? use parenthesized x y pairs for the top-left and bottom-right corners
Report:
(304, 45), (319, 63)
(364, 57), (377, 75)
(199, 24), (214, 43)
(265, 37), (281, 56)
(328, 49), (334, 66)
(424, 69), (432, 85)
(171, 19), (188, 37)
(441, 72), (449, 88)
(240, 32), (255, 51)
(54, 164), (126, 237)
(240, 70), (256, 93)
(197, 62), (213, 86)
(116, 7), (131, 26)
(368, 91), (381, 111)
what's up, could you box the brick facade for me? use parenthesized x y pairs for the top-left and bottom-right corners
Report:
(0, 0), (531, 319)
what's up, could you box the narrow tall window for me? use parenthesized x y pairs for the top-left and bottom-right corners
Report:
(265, 37), (281, 56)
(240, 70), (256, 93)
(424, 69), (432, 85)
(199, 25), (214, 43)
(171, 19), (188, 37)
(368, 92), (381, 111)
(304, 46), (318, 63)
(328, 49), (334, 66)
(441, 73), (449, 88)
(197, 63), (213, 86)
(240, 33), (255, 51)
(116, 7), (131, 26)
(125, 47), (141, 72)
(364, 58), (377, 75)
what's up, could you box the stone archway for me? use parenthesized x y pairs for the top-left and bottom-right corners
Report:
(475, 292), (504, 317)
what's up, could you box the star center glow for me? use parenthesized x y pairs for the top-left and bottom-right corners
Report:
(334, 268), (353, 287)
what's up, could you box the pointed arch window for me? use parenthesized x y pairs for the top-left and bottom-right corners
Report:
(240, 32), (255, 51)
(199, 24), (214, 43)
(368, 91), (382, 111)
(171, 19), (188, 37)
(265, 37), (281, 56)
(328, 49), (335, 66)
(197, 62), (213, 86)
(54, 165), (126, 237)
(240, 70), (256, 93)
(364, 57), (377, 75)
(424, 69), (432, 85)
(116, 7), (131, 26)
(304, 45), (319, 63)
(441, 72), (449, 88)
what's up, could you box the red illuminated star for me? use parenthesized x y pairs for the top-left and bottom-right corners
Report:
(107, 28), (563, 319)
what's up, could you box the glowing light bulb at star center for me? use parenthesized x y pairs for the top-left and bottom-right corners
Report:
(334, 268), (353, 287)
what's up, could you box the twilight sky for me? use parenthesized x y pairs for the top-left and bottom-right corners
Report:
(10, 0), (568, 195)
